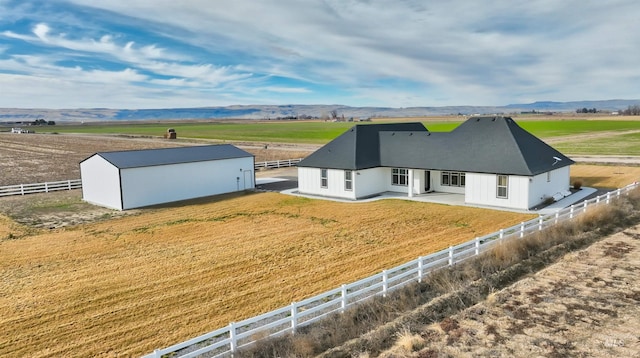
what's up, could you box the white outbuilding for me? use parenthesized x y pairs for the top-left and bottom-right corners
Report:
(80, 144), (255, 210)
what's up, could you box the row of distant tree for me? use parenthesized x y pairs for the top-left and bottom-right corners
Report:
(575, 105), (640, 115)
(620, 105), (640, 115)
(31, 119), (56, 125)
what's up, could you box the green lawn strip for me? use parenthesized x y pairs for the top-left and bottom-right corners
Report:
(44, 120), (640, 144)
(552, 132), (640, 156)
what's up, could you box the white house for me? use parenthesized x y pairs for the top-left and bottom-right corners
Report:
(80, 144), (255, 210)
(297, 116), (575, 211)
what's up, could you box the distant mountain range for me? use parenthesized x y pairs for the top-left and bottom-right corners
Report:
(1, 99), (639, 122)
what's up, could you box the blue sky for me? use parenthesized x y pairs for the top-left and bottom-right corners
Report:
(1, 0), (639, 109)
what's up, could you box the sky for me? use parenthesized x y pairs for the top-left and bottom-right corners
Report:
(1, 0), (639, 109)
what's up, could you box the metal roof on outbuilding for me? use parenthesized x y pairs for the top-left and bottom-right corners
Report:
(82, 144), (253, 169)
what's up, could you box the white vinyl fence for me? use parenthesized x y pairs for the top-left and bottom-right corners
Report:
(0, 159), (302, 198)
(254, 158), (302, 170)
(143, 182), (639, 358)
(0, 179), (82, 197)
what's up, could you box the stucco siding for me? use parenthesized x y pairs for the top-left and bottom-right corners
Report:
(119, 157), (254, 210)
(80, 155), (122, 210)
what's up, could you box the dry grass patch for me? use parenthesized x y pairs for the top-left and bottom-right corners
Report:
(0, 192), (533, 358)
(571, 164), (640, 188)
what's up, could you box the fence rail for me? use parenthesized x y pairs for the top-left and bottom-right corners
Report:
(144, 182), (639, 358)
(0, 179), (82, 197)
(254, 158), (302, 170)
(0, 159), (302, 198)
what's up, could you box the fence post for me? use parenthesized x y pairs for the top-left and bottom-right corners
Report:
(448, 246), (454, 266)
(519, 222), (524, 238)
(555, 211), (559, 224)
(538, 217), (543, 231)
(606, 192), (611, 204)
(617, 188), (622, 198)
(382, 270), (388, 297)
(291, 302), (298, 333)
(229, 322), (237, 353)
(474, 237), (480, 255)
(499, 229), (504, 240)
(21, 184), (24, 195)
(417, 257), (423, 283)
(152, 349), (161, 358)
(583, 200), (587, 214)
(45, 182), (49, 193)
(570, 205), (574, 219)
(68, 180), (72, 190)
(340, 284), (347, 312)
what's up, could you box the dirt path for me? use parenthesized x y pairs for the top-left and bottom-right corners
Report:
(544, 129), (640, 145)
(393, 226), (640, 357)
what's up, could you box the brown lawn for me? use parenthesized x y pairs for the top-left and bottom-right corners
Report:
(571, 164), (640, 188)
(0, 192), (534, 358)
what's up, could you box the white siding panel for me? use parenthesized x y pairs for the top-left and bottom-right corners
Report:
(80, 155), (122, 210)
(296, 168), (351, 199)
(354, 168), (388, 198)
(465, 173), (530, 210)
(120, 157), (254, 209)
(528, 166), (571, 207)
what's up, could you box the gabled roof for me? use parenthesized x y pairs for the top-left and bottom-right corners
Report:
(301, 117), (574, 176)
(82, 144), (253, 169)
(297, 122), (428, 170)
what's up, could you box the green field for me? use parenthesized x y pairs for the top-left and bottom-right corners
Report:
(43, 119), (640, 145)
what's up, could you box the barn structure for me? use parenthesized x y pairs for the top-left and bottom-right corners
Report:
(80, 144), (255, 210)
(297, 116), (575, 211)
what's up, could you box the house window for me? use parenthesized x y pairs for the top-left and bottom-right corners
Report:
(441, 172), (450, 186)
(345, 170), (353, 191)
(442, 172), (465, 187)
(392, 168), (408, 186)
(497, 175), (508, 198)
(321, 169), (328, 188)
(451, 172), (459, 186)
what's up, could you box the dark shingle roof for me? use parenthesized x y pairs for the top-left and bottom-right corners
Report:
(86, 144), (253, 169)
(302, 117), (574, 176)
(297, 122), (428, 170)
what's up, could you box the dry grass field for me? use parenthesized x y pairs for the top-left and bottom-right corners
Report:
(380, 224), (640, 357)
(0, 192), (534, 357)
(0, 132), (313, 186)
(2, 122), (640, 357)
(571, 164), (640, 188)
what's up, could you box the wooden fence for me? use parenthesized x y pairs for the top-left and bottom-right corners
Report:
(0, 179), (82, 197)
(0, 159), (302, 198)
(143, 182), (639, 358)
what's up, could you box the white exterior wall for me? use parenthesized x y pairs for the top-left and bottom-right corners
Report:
(465, 173), (530, 210)
(431, 170), (466, 194)
(527, 166), (571, 208)
(119, 157), (254, 209)
(353, 168), (388, 198)
(80, 155), (123, 210)
(298, 167), (390, 200)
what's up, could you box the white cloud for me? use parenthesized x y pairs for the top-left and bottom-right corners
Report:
(1, 0), (639, 107)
